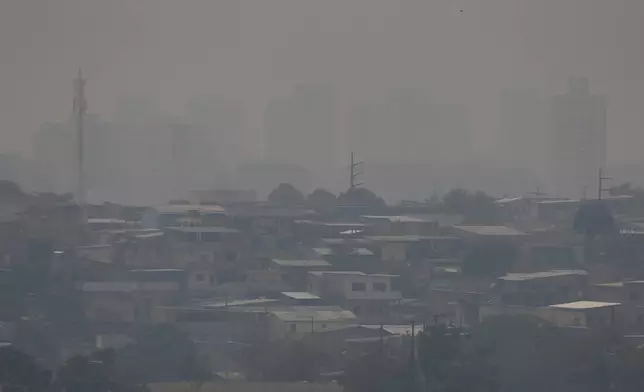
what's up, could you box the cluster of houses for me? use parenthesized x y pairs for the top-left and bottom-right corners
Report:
(3, 189), (644, 380)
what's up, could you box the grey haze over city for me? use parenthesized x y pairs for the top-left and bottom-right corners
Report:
(1, 0), (644, 204)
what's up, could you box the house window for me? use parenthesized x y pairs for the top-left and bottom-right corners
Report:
(352, 282), (366, 292)
(631, 291), (641, 301)
(321, 324), (327, 329)
(196, 273), (205, 282)
(373, 282), (388, 292)
(290, 323), (297, 332)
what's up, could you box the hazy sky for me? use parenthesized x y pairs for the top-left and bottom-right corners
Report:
(1, 0), (643, 162)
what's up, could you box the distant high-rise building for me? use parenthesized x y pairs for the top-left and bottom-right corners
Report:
(265, 84), (338, 182)
(171, 123), (218, 195)
(33, 122), (74, 193)
(348, 88), (470, 166)
(550, 77), (607, 198)
(185, 97), (243, 180)
(497, 88), (548, 178)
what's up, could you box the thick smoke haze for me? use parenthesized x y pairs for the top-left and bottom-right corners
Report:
(1, 0), (643, 201)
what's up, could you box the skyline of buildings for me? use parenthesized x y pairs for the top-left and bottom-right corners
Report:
(550, 77), (607, 199)
(265, 83), (340, 185)
(496, 87), (549, 180)
(0, 77), (621, 203)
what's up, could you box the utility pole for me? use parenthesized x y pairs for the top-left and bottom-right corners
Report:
(349, 152), (363, 189)
(598, 168), (612, 200)
(73, 69), (87, 210)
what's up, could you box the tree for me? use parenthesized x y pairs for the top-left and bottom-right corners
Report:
(441, 189), (499, 224)
(115, 324), (210, 384)
(573, 200), (616, 239)
(0, 346), (51, 392)
(306, 188), (336, 211)
(342, 352), (400, 392)
(336, 187), (385, 207)
(53, 350), (148, 392)
(0, 180), (26, 204)
(609, 182), (644, 198)
(244, 339), (330, 382)
(267, 183), (306, 207)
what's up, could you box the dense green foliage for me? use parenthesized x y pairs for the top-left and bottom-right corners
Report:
(343, 315), (644, 392)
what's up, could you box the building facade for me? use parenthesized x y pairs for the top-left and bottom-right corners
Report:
(550, 77), (607, 198)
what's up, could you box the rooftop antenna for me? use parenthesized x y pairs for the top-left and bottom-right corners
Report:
(598, 168), (612, 200)
(73, 69), (87, 210)
(349, 152), (364, 189)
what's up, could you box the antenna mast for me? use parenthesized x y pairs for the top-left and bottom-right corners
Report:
(349, 152), (364, 189)
(73, 69), (87, 207)
(598, 168), (611, 200)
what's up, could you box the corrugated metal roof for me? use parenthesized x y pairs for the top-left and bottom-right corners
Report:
(135, 231), (164, 239)
(281, 292), (321, 300)
(499, 269), (587, 281)
(309, 271), (398, 278)
(494, 197), (525, 204)
(166, 226), (240, 233)
(320, 238), (372, 245)
(154, 205), (226, 214)
(362, 325), (419, 336)
(453, 225), (526, 236)
(348, 248), (375, 256)
(88, 218), (128, 224)
(549, 301), (620, 310)
(271, 306), (357, 322)
(313, 248), (335, 256)
(594, 282), (624, 288)
(272, 259), (331, 268)
(81, 281), (179, 292)
(299, 221), (368, 227)
(362, 215), (430, 223)
(309, 270), (366, 276)
(204, 298), (278, 308)
(365, 235), (421, 243)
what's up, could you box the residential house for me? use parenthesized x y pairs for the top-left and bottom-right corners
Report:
(308, 271), (402, 322)
(141, 205), (228, 229)
(364, 235), (419, 263)
(271, 258), (331, 291)
(267, 306), (358, 340)
(294, 221), (370, 242)
(165, 226), (245, 289)
(491, 270), (588, 307)
(81, 281), (179, 323)
(280, 291), (323, 305)
(591, 280), (644, 332)
(312, 246), (380, 273)
(450, 225), (527, 242)
(541, 301), (620, 328)
(227, 206), (318, 259)
(361, 215), (439, 236)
